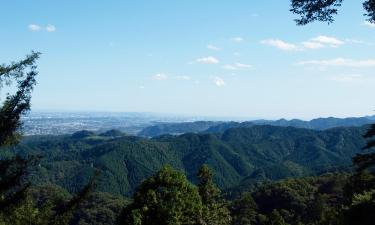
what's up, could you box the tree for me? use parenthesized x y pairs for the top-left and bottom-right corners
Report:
(0, 51), (40, 145)
(0, 53), (99, 225)
(352, 124), (375, 172)
(267, 210), (289, 225)
(290, 0), (375, 25)
(231, 192), (258, 225)
(343, 189), (375, 225)
(197, 165), (231, 225)
(0, 52), (40, 211)
(118, 165), (203, 225)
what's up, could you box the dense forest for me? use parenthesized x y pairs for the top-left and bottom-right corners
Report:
(139, 117), (375, 137)
(0, 125), (367, 196)
(0, 123), (374, 224)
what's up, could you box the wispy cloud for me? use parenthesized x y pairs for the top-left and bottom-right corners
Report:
(28, 24), (42, 32)
(222, 65), (237, 70)
(298, 58), (375, 67)
(261, 39), (300, 51)
(213, 77), (226, 87)
(28, 24), (56, 32)
(223, 63), (252, 70)
(207, 44), (221, 51)
(46, 24), (56, 32)
(196, 56), (219, 64)
(262, 35), (345, 51)
(363, 21), (375, 28)
(153, 73), (168, 80)
(310, 35), (344, 47)
(302, 41), (324, 49)
(231, 37), (244, 42)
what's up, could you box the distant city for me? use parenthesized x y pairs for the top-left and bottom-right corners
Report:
(22, 111), (375, 136)
(21, 111), (224, 136)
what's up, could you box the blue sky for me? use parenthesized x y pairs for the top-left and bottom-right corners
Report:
(1, 0), (375, 119)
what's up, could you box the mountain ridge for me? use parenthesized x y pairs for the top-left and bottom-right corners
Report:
(3, 124), (368, 197)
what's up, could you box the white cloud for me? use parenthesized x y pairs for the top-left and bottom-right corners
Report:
(213, 77), (225, 87)
(28, 24), (42, 31)
(223, 65), (237, 70)
(196, 56), (219, 64)
(363, 21), (375, 28)
(328, 74), (363, 83)
(262, 35), (345, 51)
(303, 36), (344, 49)
(261, 39), (300, 51)
(223, 63), (253, 70)
(235, 63), (252, 69)
(298, 58), (375, 67)
(46, 24), (56, 32)
(153, 73), (168, 80)
(311, 35), (344, 46)
(302, 41), (325, 49)
(207, 44), (221, 51)
(231, 37), (244, 42)
(28, 24), (56, 32)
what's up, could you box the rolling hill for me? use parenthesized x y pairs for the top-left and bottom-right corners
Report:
(2, 125), (368, 197)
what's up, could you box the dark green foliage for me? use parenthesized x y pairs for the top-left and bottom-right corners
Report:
(3, 125), (367, 197)
(99, 130), (126, 138)
(0, 52), (40, 146)
(290, 0), (343, 25)
(230, 173), (349, 225)
(198, 165), (231, 225)
(342, 189), (375, 225)
(231, 192), (258, 225)
(70, 192), (128, 225)
(0, 52), (102, 224)
(0, 156), (39, 210)
(118, 165), (203, 225)
(72, 130), (96, 139)
(142, 117), (374, 137)
(363, 0), (375, 23)
(49, 170), (100, 225)
(138, 121), (222, 137)
(353, 123), (375, 172)
(290, 0), (375, 25)
(0, 52), (41, 223)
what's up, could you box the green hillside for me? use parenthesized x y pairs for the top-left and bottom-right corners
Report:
(2, 125), (367, 197)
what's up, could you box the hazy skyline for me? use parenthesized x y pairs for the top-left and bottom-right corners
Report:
(1, 0), (375, 119)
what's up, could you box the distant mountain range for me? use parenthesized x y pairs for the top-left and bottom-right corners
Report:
(138, 116), (375, 137)
(3, 124), (369, 197)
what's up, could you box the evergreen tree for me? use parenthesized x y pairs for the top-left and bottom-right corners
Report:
(231, 192), (258, 225)
(290, 0), (375, 25)
(0, 51), (40, 145)
(118, 165), (203, 225)
(197, 165), (231, 225)
(267, 210), (289, 225)
(0, 52), (40, 212)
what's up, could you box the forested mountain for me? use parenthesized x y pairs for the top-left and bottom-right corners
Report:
(138, 116), (375, 137)
(2, 125), (367, 197)
(138, 121), (222, 137)
(253, 116), (375, 130)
